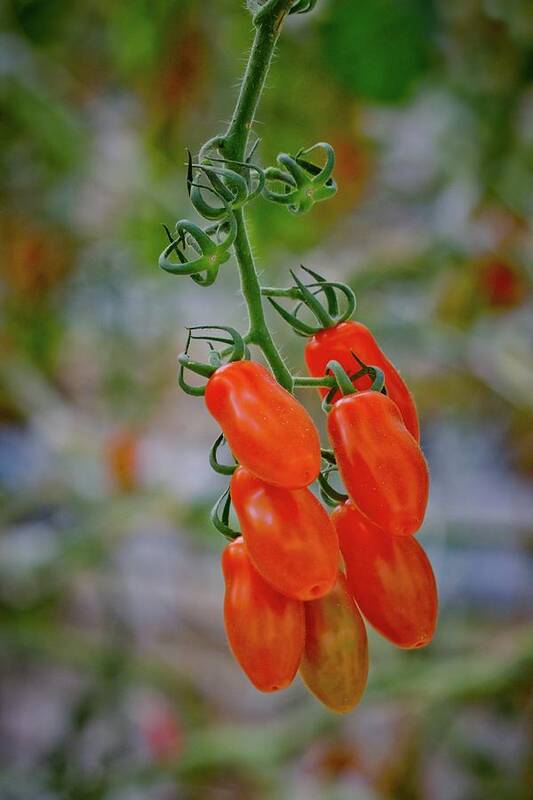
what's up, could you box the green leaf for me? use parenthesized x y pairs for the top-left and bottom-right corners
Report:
(321, 0), (434, 103)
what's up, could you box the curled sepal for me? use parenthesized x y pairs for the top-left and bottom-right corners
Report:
(300, 265), (356, 324)
(189, 165), (247, 220)
(350, 353), (386, 394)
(177, 326), (245, 397)
(317, 467), (348, 507)
(187, 326), (246, 363)
(321, 358), (386, 412)
(263, 143), (337, 215)
(289, 0), (318, 13)
(320, 448), (337, 466)
(211, 488), (240, 540)
(178, 361), (209, 397)
(209, 434), (237, 476)
(321, 360), (356, 413)
(265, 266), (356, 336)
(197, 157), (265, 202)
(319, 487), (340, 508)
(159, 214), (236, 287)
(189, 145), (265, 220)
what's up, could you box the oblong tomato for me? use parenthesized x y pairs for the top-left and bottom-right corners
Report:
(300, 573), (368, 713)
(305, 320), (419, 441)
(333, 502), (438, 649)
(205, 361), (320, 489)
(230, 467), (339, 601)
(222, 537), (305, 692)
(328, 390), (429, 537)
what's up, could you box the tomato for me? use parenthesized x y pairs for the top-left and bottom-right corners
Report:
(205, 360), (320, 488)
(305, 320), (419, 441)
(230, 467), (339, 601)
(478, 258), (527, 309)
(300, 573), (368, 713)
(328, 390), (429, 537)
(222, 537), (305, 692)
(333, 502), (438, 648)
(105, 429), (138, 492)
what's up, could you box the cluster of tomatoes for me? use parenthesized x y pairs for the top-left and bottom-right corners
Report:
(203, 319), (437, 713)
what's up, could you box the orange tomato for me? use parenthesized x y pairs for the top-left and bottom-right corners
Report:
(305, 320), (419, 441)
(328, 390), (429, 537)
(230, 467), (339, 601)
(333, 502), (438, 648)
(300, 573), (368, 713)
(222, 537), (305, 691)
(205, 361), (321, 488)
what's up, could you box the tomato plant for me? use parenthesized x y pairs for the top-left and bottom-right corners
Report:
(161, 0), (435, 708)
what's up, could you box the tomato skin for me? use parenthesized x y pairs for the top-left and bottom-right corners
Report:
(205, 361), (320, 489)
(333, 502), (438, 649)
(300, 573), (368, 713)
(305, 320), (419, 441)
(222, 537), (305, 692)
(230, 467), (339, 601)
(328, 391), (429, 537)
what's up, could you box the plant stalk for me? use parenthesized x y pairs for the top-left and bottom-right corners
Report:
(219, 1), (296, 392)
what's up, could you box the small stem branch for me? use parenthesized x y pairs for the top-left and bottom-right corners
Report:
(261, 286), (302, 299)
(218, 2), (295, 392)
(293, 376), (336, 388)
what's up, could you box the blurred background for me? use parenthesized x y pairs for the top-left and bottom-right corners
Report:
(1, 0), (532, 798)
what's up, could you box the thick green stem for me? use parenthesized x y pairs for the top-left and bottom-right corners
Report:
(219, 2), (295, 392)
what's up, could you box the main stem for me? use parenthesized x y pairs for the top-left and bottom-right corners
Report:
(219, 2), (295, 392)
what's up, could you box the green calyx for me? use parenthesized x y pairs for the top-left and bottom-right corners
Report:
(188, 150), (265, 221)
(177, 326), (246, 397)
(209, 434), (237, 476)
(211, 488), (240, 541)
(318, 465), (348, 508)
(159, 213), (236, 287)
(321, 356), (387, 412)
(264, 265), (356, 336)
(289, 0), (318, 13)
(263, 143), (337, 215)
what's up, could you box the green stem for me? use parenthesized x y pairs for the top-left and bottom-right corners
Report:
(261, 286), (302, 299)
(293, 375), (336, 388)
(219, 1), (295, 392)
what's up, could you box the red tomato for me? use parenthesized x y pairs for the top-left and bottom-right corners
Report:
(328, 390), (429, 537)
(205, 361), (320, 488)
(222, 537), (304, 691)
(305, 320), (419, 441)
(478, 258), (527, 309)
(230, 467), (339, 601)
(333, 502), (438, 648)
(300, 573), (368, 713)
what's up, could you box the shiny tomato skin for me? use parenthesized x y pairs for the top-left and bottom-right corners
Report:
(328, 391), (429, 537)
(333, 502), (438, 649)
(205, 361), (320, 489)
(222, 537), (305, 692)
(305, 320), (419, 441)
(300, 573), (368, 713)
(230, 467), (339, 601)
